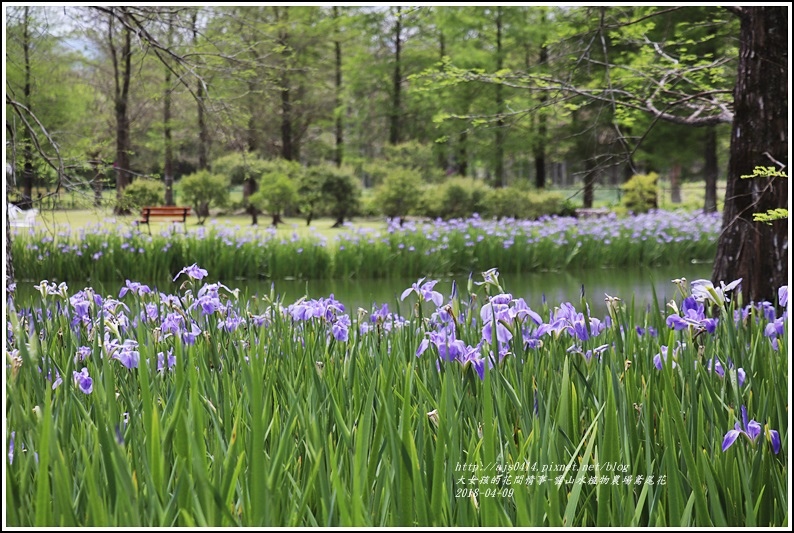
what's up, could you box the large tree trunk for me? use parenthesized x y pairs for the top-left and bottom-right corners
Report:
(163, 12), (174, 206)
(703, 126), (718, 213)
(389, 7), (402, 145)
(278, 8), (294, 161)
(712, 7), (788, 303)
(20, 6), (34, 210)
(333, 6), (343, 167)
(192, 11), (209, 170)
(533, 19), (548, 189)
(111, 11), (133, 215)
(493, 7), (505, 188)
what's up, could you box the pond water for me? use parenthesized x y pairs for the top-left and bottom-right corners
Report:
(11, 263), (714, 318)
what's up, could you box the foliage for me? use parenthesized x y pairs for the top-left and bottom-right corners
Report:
(620, 172), (659, 214)
(318, 165), (362, 224)
(374, 167), (424, 221)
(249, 174), (298, 221)
(211, 153), (270, 186)
(119, 179), (165, 211)
(481, 187), (571, 220)
(741, 166), (789, 224)
(419, 178), (489, 219)
(382, 141), (446, 182)
(179, 170), (230, 224)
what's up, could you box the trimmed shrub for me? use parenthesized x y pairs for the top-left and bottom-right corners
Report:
(250, 174), (298, 226)
(621, 172), (659, 214)
(179, 170), (230, 224)
(120, 179), (164, 211)
(375, 167), (423, 224)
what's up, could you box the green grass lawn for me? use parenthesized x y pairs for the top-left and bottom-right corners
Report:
(23, 206), (387, 241)
(12, 178), (725, 238)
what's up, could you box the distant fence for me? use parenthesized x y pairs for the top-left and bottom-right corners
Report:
(550, 182), (728, 206)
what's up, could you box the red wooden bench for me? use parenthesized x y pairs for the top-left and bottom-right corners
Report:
(137, 206), (191, 233)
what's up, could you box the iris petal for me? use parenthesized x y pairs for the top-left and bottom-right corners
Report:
(722, 429), (741, 452)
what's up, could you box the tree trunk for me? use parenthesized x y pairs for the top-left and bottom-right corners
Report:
(243, 177), (259, 225)
(247, 81), (259, 153)
(493, 7), (505, 188)
(712, 6), (788, 303)
(457, 130), (468, 177)
(91, 158), (103, 207)
(389, 7), (402, 145)
(163, 12), (175, 206)
(192, 11), (208, 170)
(111, 11), (133, 215)
(703, 126), (718, 213)
(333, 6), (343, 167)
(533, 17), (548, 189)
(583, 157), (596, 209)
(279, 8), (293, 161)
(20, 6), (34, 210)
(6, 204), (14, 287)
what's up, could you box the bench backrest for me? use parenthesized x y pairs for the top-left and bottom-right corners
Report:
(142, 206), (191, 215)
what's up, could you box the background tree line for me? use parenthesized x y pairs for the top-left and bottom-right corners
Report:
(4, 5), (787, 301)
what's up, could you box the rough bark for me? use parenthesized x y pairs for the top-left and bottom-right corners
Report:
(703, 126), (718, 213)
(712, 6), (788, 303)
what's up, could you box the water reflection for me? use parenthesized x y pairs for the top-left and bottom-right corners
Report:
(12, 264), (712, 319)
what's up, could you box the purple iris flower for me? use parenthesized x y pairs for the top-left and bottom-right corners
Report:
(636, 325), (658, 338)
(157, 349), (176, 372)
(457, 342), (486, 380)
(653, 344), (682, 370)
(119, 280), (152, 298)
(221, 314), (246, 332)
(173, 263), (208, 282)
(72, 368), (93, 394)
(401, 277), (444, 307)
(691, 278), (741, 307)
(417, 328), (465, 362)
(250, 314), (269, 328)
(331, 315), (351, 342)
(8, 431), (15, 464)
(764, 316), (786, 351)
(706, 357), (746, 387)
(74, 345), (92, 364)
(779, 285), (788, 308)
(666, 297), (718, 333)
(161, 312), (185, 337)
(111, 340), (140, 369)
(182, 322), (202, 345)
(722, 406), (780, 454)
